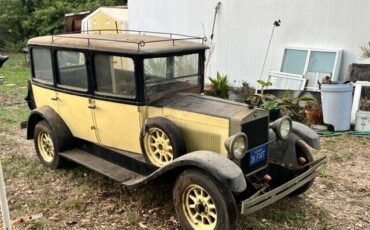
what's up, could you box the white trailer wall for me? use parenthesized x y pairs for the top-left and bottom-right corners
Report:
(128, 0), (370, 87)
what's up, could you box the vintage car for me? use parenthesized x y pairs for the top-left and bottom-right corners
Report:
(25, 31), (327, 230)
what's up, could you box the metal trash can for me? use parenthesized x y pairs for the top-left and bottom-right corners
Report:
(321, 83), (353, 131)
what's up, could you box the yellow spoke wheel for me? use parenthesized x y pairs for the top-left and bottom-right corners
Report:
(183, 184), (217, 229)
(144, 127), (174, 167)
(37, 131), (55, 163)
(173, 169), (238, 230)
(34, 121), (68, 169)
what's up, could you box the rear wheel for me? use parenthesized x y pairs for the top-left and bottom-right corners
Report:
(173, 169), (238, 230)
(34, 121), (66, 169)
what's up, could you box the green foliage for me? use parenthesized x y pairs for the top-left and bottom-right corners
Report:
(261, 100), (279, 110)
(257, 79), (273, 88)
(277, 91), (315, 122)
(209, 71), (229, 98)
(256, 79), (272, 95)
(0, 53), (30, 131)
(0, 0), (126, 52)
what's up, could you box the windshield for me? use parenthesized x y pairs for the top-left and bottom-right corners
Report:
(144, 53), (201, 102)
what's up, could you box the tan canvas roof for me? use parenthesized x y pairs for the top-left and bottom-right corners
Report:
(27, 33), (208, 55)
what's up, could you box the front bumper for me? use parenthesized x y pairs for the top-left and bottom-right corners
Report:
(241, 156), (328, 214)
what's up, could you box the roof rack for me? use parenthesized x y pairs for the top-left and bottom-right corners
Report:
(50, 29), (207, 51)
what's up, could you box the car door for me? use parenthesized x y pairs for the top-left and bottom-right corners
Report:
(54, 49), (98, 144)
(91, 53), (142, 153)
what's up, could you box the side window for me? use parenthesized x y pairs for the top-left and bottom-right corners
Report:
(94, 54), (136, 98)
(56, 50), (88, 90)
(32, 48), (53, 84)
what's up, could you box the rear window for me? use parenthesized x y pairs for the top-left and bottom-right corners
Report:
(56, 50), (88, 90)
(32, 48), (53, 84)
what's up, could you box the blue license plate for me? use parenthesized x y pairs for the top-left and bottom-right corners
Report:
(249, 145), (267, 166)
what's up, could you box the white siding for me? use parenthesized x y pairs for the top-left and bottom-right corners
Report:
(128, 0), (370, 87)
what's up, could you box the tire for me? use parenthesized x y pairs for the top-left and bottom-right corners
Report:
(173, 169), (238, 230)
(34, 121), (67, 169)
(288, 143), (315, 197)
(140, 117), (186, 167)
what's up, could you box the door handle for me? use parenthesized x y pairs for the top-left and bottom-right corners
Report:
(88, 104), (96, 109)
(51, 96), (58, 101)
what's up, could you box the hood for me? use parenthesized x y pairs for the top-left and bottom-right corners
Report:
(151, 93), (253, 119)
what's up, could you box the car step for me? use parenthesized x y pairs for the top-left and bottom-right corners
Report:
(60, 149), (145, 184)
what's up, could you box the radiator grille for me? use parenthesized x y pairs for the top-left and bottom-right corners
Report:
(242, 116), (269, 150)
(241, 116), (269, 174)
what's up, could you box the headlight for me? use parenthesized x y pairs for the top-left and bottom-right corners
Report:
(275, 116), (292, 139)
(224, 133), (248, 159)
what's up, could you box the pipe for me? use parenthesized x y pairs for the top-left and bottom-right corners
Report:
(0, 161), (12, 230)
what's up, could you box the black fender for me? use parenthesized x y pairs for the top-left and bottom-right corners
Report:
(291, 121), (320, 150)
(126, 151), (247, 193)
(27, 106), (73, 150)
(269, 129), (317, 167)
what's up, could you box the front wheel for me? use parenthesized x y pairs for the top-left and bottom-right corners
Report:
(173, 169), (238, 230)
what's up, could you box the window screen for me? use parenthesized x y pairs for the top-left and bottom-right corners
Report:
(308, 51), (336, 73)
(281, 49), (308, 75)
(94, 54), (135, 98)
(32, 48), (53, 83)
(57, 51), (88, 90)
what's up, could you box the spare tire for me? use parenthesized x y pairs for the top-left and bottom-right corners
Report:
(140, 117), (187, 167)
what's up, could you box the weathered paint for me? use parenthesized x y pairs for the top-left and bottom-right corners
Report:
(90, 11), (120, 33)
(93, 99), (142, 153)
(82, 7), (129, 33)
(32, 85), (58, 112)
(32, 85), (232, 156)
(146, 106), (229, 155)
(56, 91), (98, 144)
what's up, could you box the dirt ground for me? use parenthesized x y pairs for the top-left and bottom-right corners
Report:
(0, 123), (368, 230)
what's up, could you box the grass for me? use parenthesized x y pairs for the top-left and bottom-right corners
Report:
(240, 200), (308, 229)
(0, 53), (30, 132)
(2, 154), (48, 179)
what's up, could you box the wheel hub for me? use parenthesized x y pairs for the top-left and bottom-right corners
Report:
(195, 201), (207, 214)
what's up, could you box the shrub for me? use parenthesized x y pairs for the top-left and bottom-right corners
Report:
(209, 72), (229, 98)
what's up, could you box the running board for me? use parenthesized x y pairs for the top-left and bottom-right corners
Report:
(60, 149), (145, 184)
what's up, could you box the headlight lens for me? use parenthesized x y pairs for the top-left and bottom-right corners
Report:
(224, 133), (248, 159)
(277, 116), (292, 139)
(233, 135), (247, 159)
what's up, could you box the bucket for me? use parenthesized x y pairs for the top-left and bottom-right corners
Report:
(355, 110), (370, 131)
(320, 83), (353, 131)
